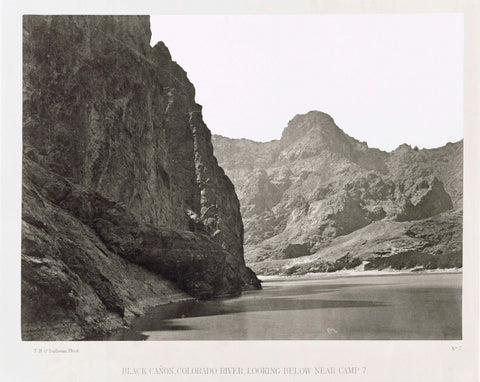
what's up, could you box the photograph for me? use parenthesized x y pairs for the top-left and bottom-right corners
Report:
(1, 1), (479, 381)
(21, 13), (463, 341)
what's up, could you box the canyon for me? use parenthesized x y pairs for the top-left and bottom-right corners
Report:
(21, 15), (462, 341)
(22, 15), (259, 340)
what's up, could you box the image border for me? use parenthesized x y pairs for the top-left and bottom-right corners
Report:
(1, 1), (479, 381)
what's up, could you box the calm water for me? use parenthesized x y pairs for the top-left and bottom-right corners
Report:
(106, 273), (461, 340)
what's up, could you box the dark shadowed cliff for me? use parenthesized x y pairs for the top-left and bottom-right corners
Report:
(22, 15), (259, 340)
(212, 111), (462, 275)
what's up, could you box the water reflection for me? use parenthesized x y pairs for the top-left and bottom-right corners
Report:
(104, 273), (461, 341)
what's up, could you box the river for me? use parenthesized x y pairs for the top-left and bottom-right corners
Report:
(105, 272), (461, 340)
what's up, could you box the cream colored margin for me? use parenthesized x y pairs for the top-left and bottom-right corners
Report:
(0, 1), (478, 381)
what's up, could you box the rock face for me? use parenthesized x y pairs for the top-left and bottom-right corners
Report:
(251, 210), (462, 276)
(212, 111), (462, 273)
(22, 15), (259, 340)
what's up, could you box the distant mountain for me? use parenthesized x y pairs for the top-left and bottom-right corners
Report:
(212, 111), (462, 275)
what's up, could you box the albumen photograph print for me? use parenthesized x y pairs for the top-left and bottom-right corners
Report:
(21, 14), (463, 341)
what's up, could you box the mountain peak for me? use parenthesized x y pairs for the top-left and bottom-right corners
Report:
(280, 110), (345, 147)
(291, 110), (334, 122)
(394, 143), (413, 152)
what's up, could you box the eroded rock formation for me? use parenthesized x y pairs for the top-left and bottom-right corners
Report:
(22, 15), (259, 340)
(212, 111), (462, 274)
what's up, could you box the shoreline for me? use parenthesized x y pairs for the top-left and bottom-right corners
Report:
(257, 267), (463, 282)
(97, 268), (462, 340)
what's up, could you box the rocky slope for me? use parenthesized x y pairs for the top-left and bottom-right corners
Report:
(22, 15), (259, 340)
(212, 111), (462, 274)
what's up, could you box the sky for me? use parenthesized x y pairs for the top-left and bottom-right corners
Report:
(150, 14), (464, 151)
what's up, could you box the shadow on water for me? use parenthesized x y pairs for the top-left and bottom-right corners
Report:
(102, 274), (461, 340)
(106, 295), (387, 340)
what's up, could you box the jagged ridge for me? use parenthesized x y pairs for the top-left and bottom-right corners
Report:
(212, 111), (462, 274)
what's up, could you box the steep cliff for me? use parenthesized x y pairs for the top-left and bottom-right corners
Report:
(212, 111), (462, 274)
(22, 15), (259, 340)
